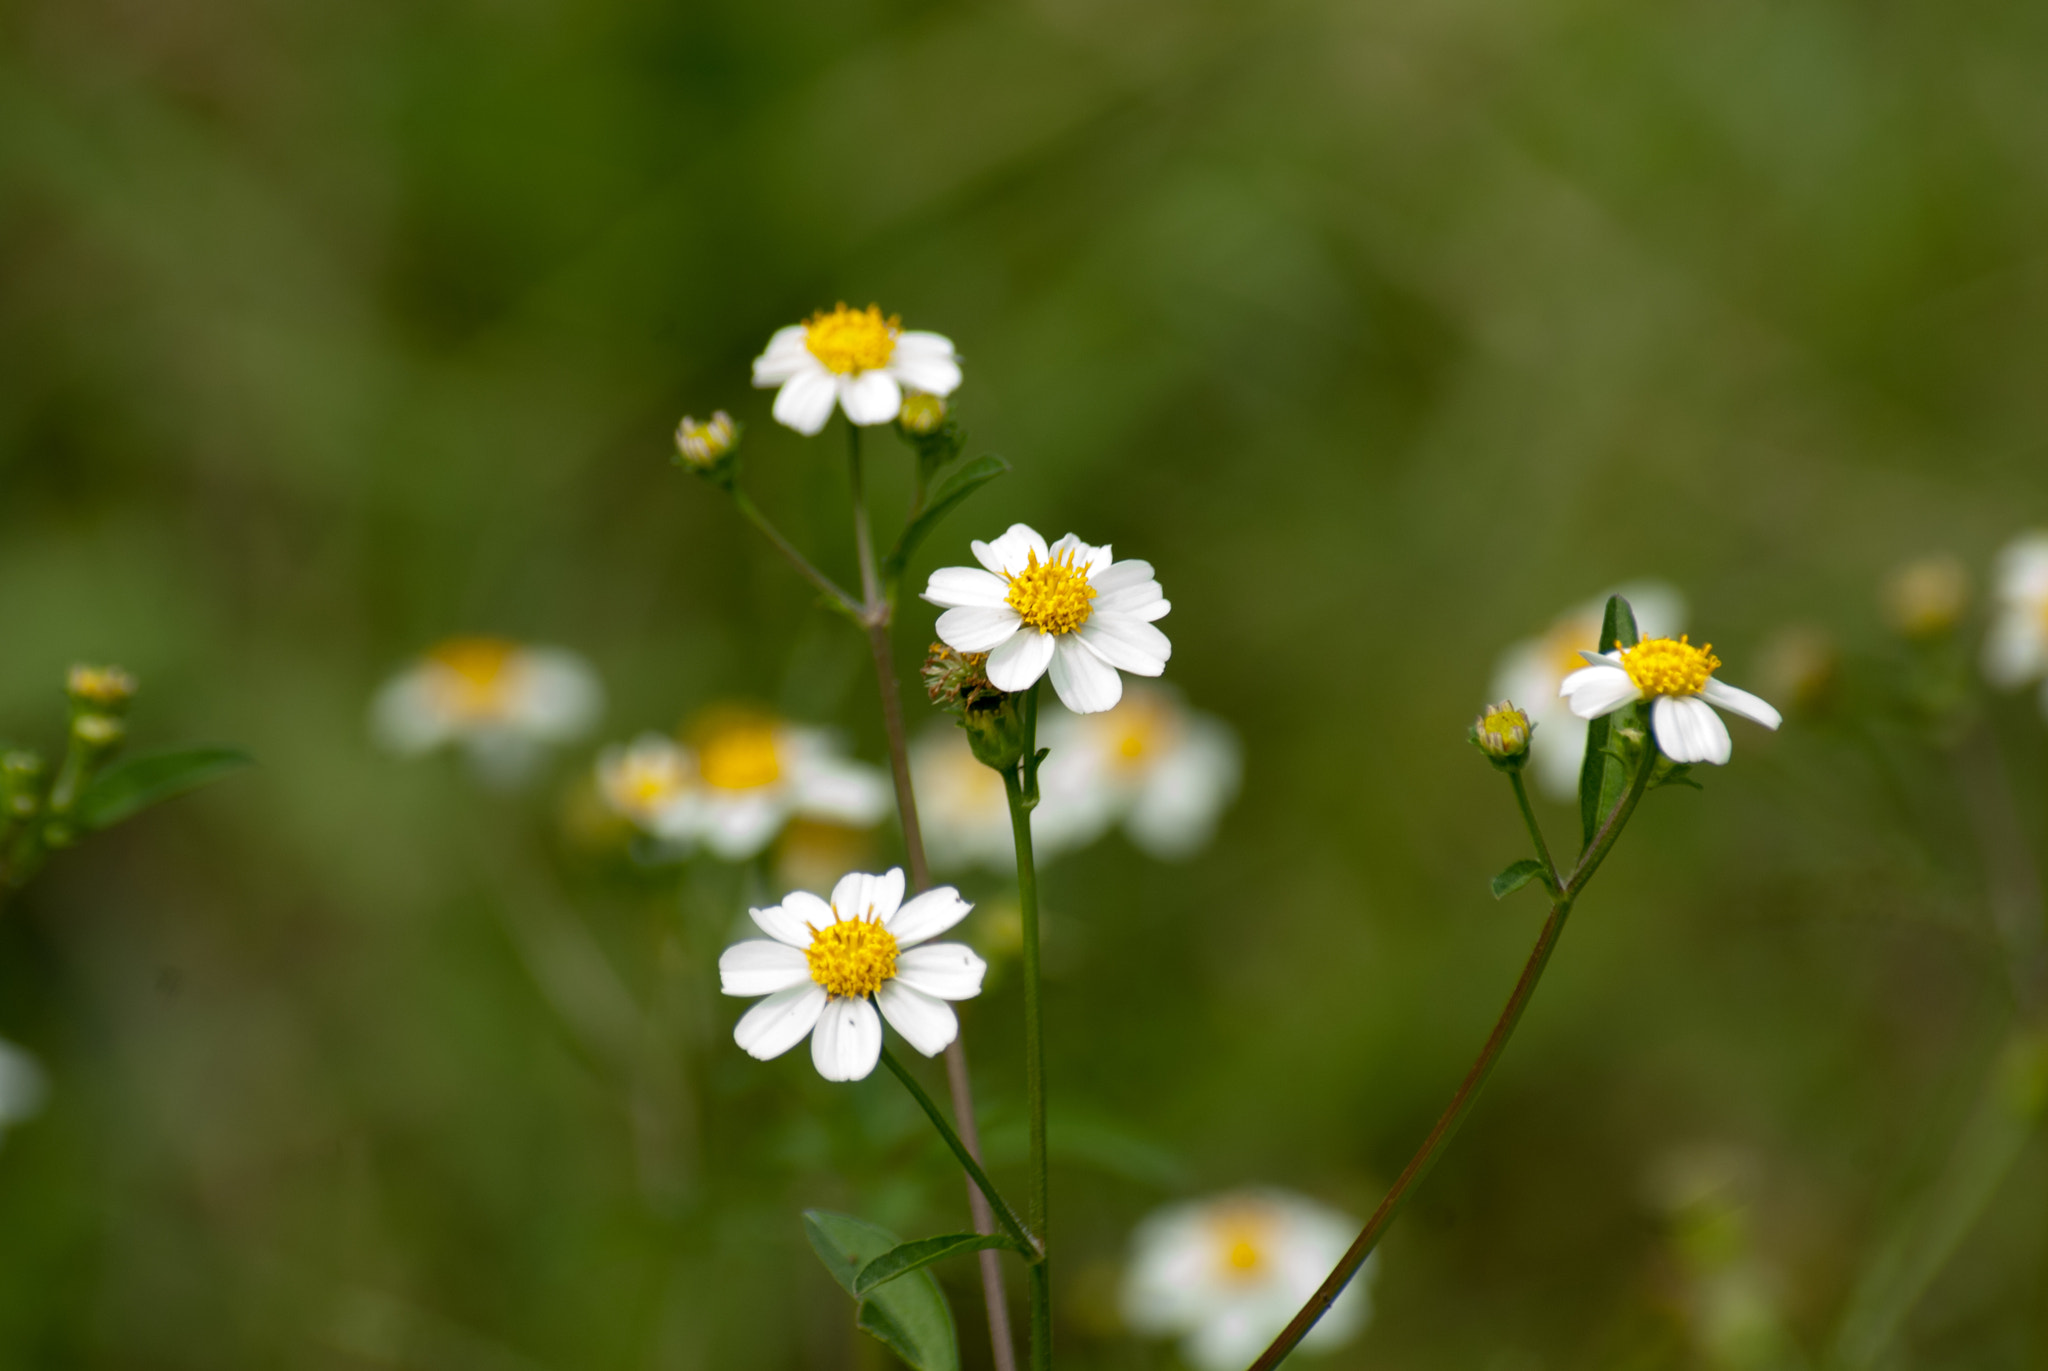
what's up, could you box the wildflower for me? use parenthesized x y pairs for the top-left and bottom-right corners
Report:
(1470, 700), (1532, 764)
(1884, 555), (1968, 640)
(718, 868), (986, 1081)
(66, 664), (137, 712)
(910, 725), (1113, 873)
(1122, 1189), (1373, 1371)
(923, 524), (1171, 715)
(1040, 685), (1239, 859)
(1983, 533), (2048, 701)
(1493, 584), (1685, 798)
(683, 706), (890, 861)
(1560, 635), (1781, 765)
(0, 1038), (45, 1143)
(751, 303), (960, 436)
(371, 638), (602, 783)
(594, 733), (697, 840)
(674, 411), (739, 475)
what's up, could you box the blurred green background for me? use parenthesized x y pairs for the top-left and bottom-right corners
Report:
(5, 0), (2048, 1365)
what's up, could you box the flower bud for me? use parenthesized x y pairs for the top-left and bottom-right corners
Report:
(1884, 555), (1968, 639)
(1, 751), (44, 820)
(923, 644), (1027, 771)
(67, 664), (137, 714)
(674, 411), (740, 480)
(73, 713), (124, 748)
(899, 392), (948, 436)
(1471, 700), (1532, 766)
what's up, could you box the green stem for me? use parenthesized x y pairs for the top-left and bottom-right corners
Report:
(1247, 742), (1658, 1370)
(728, 488), (864, 619)
(1002, 690), (1051, 1371)
(880, 1048), (1040, 1257)
(1508, 770), (1561, 892)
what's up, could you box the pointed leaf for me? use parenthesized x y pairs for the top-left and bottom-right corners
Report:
(1576, 596), (1640, 848)
(1490, 858), (1548, 900)
(883, 454), (1010, 581)
(854, 1232), (1023, 1297)
(802, 1211), (960, 1371)
(73, 747), (252, 832)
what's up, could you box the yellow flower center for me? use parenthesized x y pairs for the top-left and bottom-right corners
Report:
(427, 637), (519, 719)
(806, 917), (900, 998)
(1004, 549), (1096, 636)
(1619, 636), (1720, 698)
(1544, 613), (1603, 678)
(1210, 1209), (1276, 1283)
(1102, 692), (1176, 768)
(697, 716), (784, 791)
(607, 751), (689, 816)
(804, 303), (898, 375)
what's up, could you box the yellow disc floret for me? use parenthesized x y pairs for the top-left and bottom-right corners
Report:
(696, 712), (783, 791)
(427, 637), (519, 719)
(1004, 549), (1096, 636)
(1619, 635), (1720, 698)
(1210, 1207), (1275, 1283)
(805, 916), (900, 999)
(804, 303), (898, 375)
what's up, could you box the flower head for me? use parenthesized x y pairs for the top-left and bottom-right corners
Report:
(682, 706), (891, 860)
(595, 733), (697, 840)
(718, 868), (986, 1081)
(1560, 635), (1782, 765)
(923, 524), (1171, 714)
(1122, 1189), (1374, 1371)
(67, 664), (137, 712)
(674, 411), (739, 475)
(1984, 533), (2048, 707)
(1471, 700), (1532, 763)
(371, 638), (602, 784)
(1040, 685), (1240, 859)
(750, 304), (961, 436)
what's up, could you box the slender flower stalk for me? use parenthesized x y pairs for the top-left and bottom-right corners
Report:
(880, 1048), (1040, 1255)
(1247, 742), (1659, 1370)
(1000, 681), (1053, 1371)
(728, 488), (864, 620)
(1508, 770), (1561, 893)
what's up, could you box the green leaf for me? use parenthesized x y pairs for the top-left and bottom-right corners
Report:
(854, 1232), (1023, 1297)
(1576, 595), (1640, 848)
(882, 454), (1010, 582)
(73, 747), (253, 832)
(803, 1211), (960, 1371)
(1490, 858), (1548, 900)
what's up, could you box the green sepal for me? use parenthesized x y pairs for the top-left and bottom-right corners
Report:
(1490, 858), (1549, 900)
(882, 454), (1010, 583)
(1577, 595), (1641, 848)
(1652, 760), (1703, 791)
(72, 746), (252, 832)
(803, 1211), (960, 1371)
(854, 1232), (1025, 1297)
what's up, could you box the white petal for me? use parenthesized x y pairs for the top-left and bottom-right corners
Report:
(875, 981), (959, 1056)
(718, 940), (812, 996)
(986, 628), (1056, 692)
(508, 650), (603, 740)
(790, 756), (892, 826)
(937, 606), (1023, 654)
(888, 332), (961, 396)
(1983, 611), (2047, 688)
(923, 566), (1011, 609)
(972, 525), (1049, 576)
(829, 868), (903, 922)
(752, 891), (831, 947)
(887, 886), (973, 945)
(1095, 579), (1166, 616)
(1091, 559), (1155, 593)
(771, 369), (838, 435)
(1699, 678), (1782, 730)
(894, 942), (987, 1000)
(839, 369), (903, 425)
(871, 867), (907, 921)
(1077, 614), (1171, 675)
(1048, 637), (1124, 714)
(750, 325), (812, 385)
(810, 996), (883, 1081)
(369, 670), (452, 754)
(1560, 665), (1641, 719)
(1652, 695), (1731, 764)
(733, 983), (826, 1060)
(702, 795), (787, 860)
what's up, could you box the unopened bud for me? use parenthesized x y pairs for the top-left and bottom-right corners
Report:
(73, 713), (124, 748)
(67, 664), (137, 712)
(924, 644), (1027, 771)
(674, 411), (740, 477)
(899, 393), (948, 436)
(1884, 555), (1968, 639)
(1471, 701), (1532, 765)
(1, 751), (44, 819)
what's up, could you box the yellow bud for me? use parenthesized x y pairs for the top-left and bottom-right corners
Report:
(674, 411), (739, 470)
(899, 392), (948, 436)
(1473, 700), (1531, 760)
(67, 664), (137, 711)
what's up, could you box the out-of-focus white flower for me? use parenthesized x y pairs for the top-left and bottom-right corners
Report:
(371, 638), (602, 785)
(1984, 533), (2048, 704)
(0, 1038), (46, 1142)
(682, 707), (890, 861)
(1122, 1189), (1372, 1371)
(1493, 584), (1685, 799)
(718, 868), (986, 1082)
(909, 725), (1115, 874)
(1561, 636), (1781, 765)
(750, 303), (961, 436)
(595, 733), (696, 841)
(924, 524), (1171, 715)
(1042, 685), (1239, 860)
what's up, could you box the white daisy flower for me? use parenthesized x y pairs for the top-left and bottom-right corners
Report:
(1122, 1189), (1373, 1371)
(595, 733), (697, 841)
(750, 303), (961, 436)
(1560, 635), (1782, 765)
(1042, 685), (1240, 860)
(1492, 584), (1686, 799)
(371, 637), (602, 784)
(718, 867), (987, 1082)
(923, 524), (1171, 715)
(909, 725), (1116, 874)
(682, 707), (891, 861)
(0, 1037), (46, 1143)
(1983, 532), (2048, 703)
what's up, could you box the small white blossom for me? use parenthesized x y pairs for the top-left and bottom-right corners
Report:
(718, 868), (986, 1082)
(1561, 635), (1781, 765)
(751, 303), (960, 436)
(1122, 1189), (1373, 1371)
(1041, 685), (1239, 859)
(594, 733), (697, 841)
(1984, 533), (2048, 706)
(682, 708), (890, 861)
(371, 638), (602, 784)
(923, 524), (1171, 715)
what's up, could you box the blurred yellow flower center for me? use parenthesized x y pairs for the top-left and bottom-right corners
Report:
(806, 917), (899, 998)
(698, 719), (783, 790)
(608, 751), (689, 814)
(1545, 614), (1602, 677)
(427, 638), (518, 718)
(1106, 693), (1173, 766)
(1005, 550), (1096, 636)
(804, 303), (898, 375)
(1210, 1211), (1275, 1282)
(1620, 636), (1720, 697)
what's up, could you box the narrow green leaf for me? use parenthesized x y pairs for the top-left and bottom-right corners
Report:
(1576, 596), (1641, 848)
(73, 747), (253, 832)
(802, 1211), (961, 1371)
(1490, 858), (1548, 900)
(882, 454), (1010, 581)
(854, 1232), (1022, 1297)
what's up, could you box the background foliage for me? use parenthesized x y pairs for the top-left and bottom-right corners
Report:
(4, 0), (2048, 1365)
